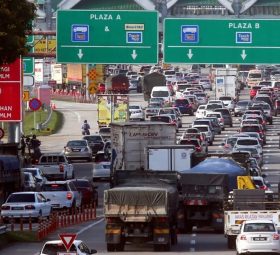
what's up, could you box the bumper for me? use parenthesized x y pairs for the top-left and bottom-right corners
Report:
(1, 210), (41, 218)
(50, 201), (72, 209)
(237, 241), (280, 254)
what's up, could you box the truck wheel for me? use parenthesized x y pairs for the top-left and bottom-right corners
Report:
(107, 244), (115, 252)
(227, 236), (236, 249)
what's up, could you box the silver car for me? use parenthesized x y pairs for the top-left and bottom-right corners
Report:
(64, 140), (92, 162)
(1, 192), (52, 222)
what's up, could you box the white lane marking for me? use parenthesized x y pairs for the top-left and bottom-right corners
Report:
(190, 239), (196, 245)
(190, 247), (195, 252)
(74, 111), (81, 123)
(77, 218), (104, 235)
(192, 233), (196, 237)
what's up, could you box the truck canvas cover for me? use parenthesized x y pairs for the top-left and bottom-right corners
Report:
(180, 173), (229, 200)
(105, 171), (178, 219)
(184, 158), (247, 191)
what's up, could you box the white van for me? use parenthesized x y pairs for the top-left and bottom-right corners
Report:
(150, 86), (173, 104)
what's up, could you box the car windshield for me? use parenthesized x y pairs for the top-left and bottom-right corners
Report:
(244, 223), (275, 232)
(41, 184), (68, 192)
(7, 193), (35, 203)
(42, 243), (77, 255)
(67, 140), (87, 146)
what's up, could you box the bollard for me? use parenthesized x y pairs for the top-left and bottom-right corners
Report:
(11, 217), (14, 232)
(29, 214), (32, 231)
(20, 215), (23, 231)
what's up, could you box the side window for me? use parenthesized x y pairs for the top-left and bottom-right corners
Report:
(40, 156), (47, 163)
(78, 242), (90, 254)
(69, 182), (77, 191)
(37, 193), (46, 203)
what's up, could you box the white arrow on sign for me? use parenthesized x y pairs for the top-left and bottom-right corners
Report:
(131, 50), (137, 60)
(77, 49), (84, 59)
(241, 49), (247, 60)
(187, 49), (193, 59)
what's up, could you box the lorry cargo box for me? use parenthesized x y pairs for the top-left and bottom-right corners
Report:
(145, 145), (194, 171)
(111, 122), (176, 171)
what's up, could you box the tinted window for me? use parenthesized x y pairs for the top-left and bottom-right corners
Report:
(83, 136), (102, 142)
(152, 91), (169, 97)
(244, 223), (275, 232)
(41, 184), (68, 191)
(214, 109), (231, 116)
(42, 243), (77, 255)
(67, 140), (87, 147)
(7, 193), (35, 203)
(237, 101), (250, 106)
(195, 126), (209, 132)
(179, 140), (199, 146)
(237, 140), (258, 146)
(175, 99), (189, 105)
(150, 116), (170, 123)
(241, 126), (260, 132)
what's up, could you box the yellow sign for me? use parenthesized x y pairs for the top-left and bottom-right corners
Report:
(23, 91), (30, 102)
(88, 82), (98, 94)
(34, 39), (56, 53)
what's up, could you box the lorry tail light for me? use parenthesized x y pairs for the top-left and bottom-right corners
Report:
(196, 146), (202, 152)
(59, 164), (64, 172)
(273, 234), (279, 240)
(240, 235), (247, 240)
(155, 217), (168, 223)
(106, 217), (117, 223)
(66, 192), (72, 200)
(25, 205), (35, 210)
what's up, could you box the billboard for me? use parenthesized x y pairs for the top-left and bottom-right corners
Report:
(0, 58), (22, 121)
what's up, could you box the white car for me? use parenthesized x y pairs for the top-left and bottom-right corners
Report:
(40, 240), (97, 255)
(196, 105), (206, 118)
(1, 192), (52, 222)
(193, 125), (214, 145)
(236, 220), (280, 255)
(92, 158), (111, 182)
(234, 137), (263, 154)
(129, 105), (145, 121)
(219, 96), (235, 111)
(205, 112), (225, 130)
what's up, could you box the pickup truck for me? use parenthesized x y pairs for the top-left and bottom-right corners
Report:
(40, 180), (82, 210)
(36, 153), (74, 180)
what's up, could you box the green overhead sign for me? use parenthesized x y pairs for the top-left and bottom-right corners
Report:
(56, 10), (158, 64)
(164, 18), (280, 64)
(24, 35), (34, 75)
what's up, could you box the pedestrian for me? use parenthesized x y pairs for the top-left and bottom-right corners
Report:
(82, 120), (90, 135)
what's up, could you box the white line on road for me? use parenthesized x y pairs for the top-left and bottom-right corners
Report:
(77, 218), (104, 235)
(190, 239), (196, 245)
(190, 247), (195, 252)
(74, 111), (81, 123)
(192, 233), (196, 237)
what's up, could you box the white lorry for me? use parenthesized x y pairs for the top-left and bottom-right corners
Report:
(214, 68), (239, 100)
(224, 189), (280, 249)
(36, 153), (74, 180)
(110, 122), (176, 172)
(145, 145), (194, 171)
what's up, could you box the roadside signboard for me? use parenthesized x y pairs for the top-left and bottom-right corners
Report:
(0, 58), (22, 122)
(164, 18), (280, 64)
(23, 57), (34, 75)
(57, 10), (158, 64)
(59, 233), (77, 252)
(23, 91), (30, 102)
(29, 98), (42, 111)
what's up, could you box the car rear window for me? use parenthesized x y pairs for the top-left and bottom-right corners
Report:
(41, 184), (68, 192)
(214, 109), (231, 115)
(179, 140), (199, 146)
(72, 181), (90, 188)
(67, 140), (87, 146)
(42, 243), (77, 255)
(195, 126), (209, 132)
(7, 193), (35, 203)
(150, 116), (170, 123)
(175, 99), (189, 105)
(83, 136), (102, 142)
(244, 223), (275, 232)
(237, 140), (258, 146)
(237, 101), (250, 106)
(241, 126), (261, 132)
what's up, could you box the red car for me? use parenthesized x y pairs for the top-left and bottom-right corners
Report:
(71, 179), (98, 206)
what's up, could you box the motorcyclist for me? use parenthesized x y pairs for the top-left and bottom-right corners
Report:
(82, 120), (90, 135)
(30, 134), (41, 161)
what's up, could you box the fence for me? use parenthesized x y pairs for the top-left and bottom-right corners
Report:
(0, 203), (96, 240)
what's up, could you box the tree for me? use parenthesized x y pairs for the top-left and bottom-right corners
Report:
(0, 0), (36, 64)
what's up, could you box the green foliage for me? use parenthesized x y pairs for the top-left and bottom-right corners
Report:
(0, 0), (36, 64)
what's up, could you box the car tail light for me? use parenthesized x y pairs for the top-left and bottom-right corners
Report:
(59, 164), (64, 172)
(66, 192), (72, 200)
(273, 234), (279, 240)
(25, 205), (35, 210)
(240, 235), (247, 240)
(1, 205), (10, 210)
(196, 146), (202, 152)
(155, 217), (168, 223)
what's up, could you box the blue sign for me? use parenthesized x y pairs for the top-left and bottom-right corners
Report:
(126, 32), (142, 43)
(236, 32), (252, 44)
(71, 25), (89, 42)
(181, 25), (199, 43)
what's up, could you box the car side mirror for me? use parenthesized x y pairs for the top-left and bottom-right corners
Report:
(90, 249), (97, 254)
(46, 199), (50, 202)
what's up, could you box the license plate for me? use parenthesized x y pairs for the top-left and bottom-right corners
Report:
(253, 237), (266, 241)
(72, 149), (80, 152)
(12, 207), (23, 210)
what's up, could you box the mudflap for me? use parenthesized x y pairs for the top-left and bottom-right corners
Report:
(106, 225), (122, 244)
